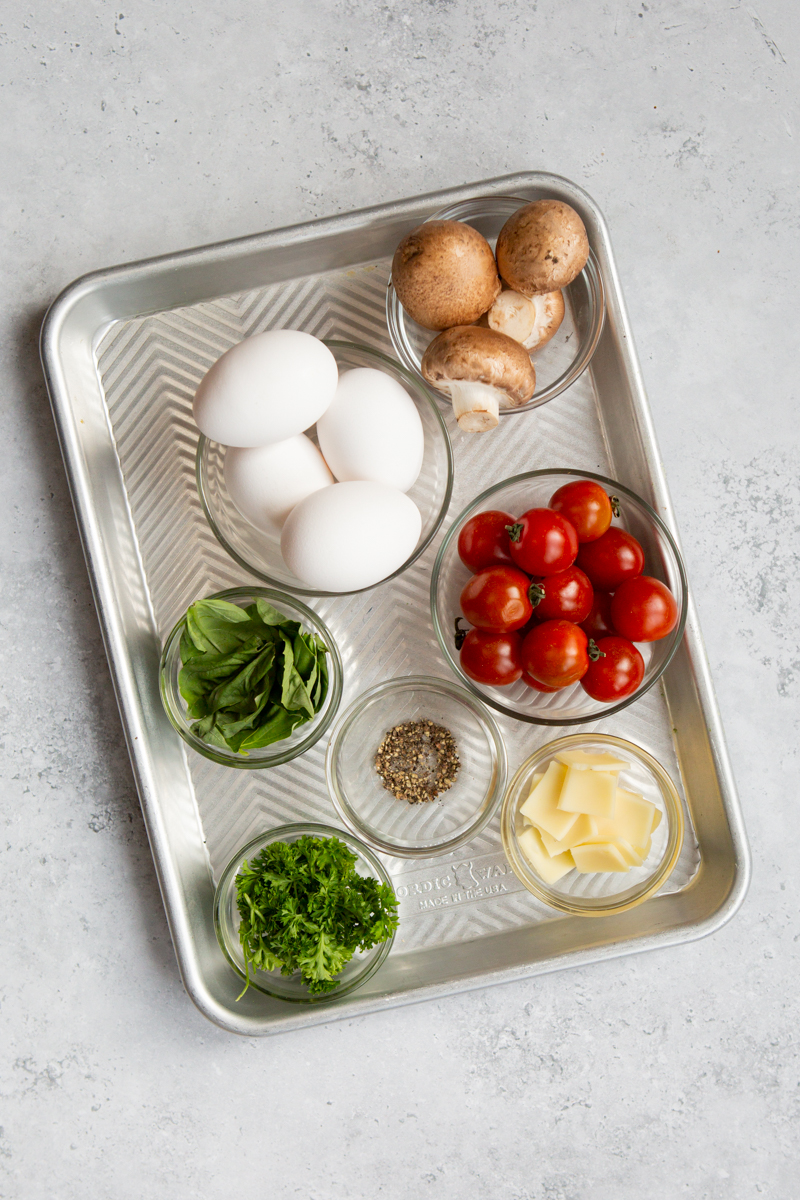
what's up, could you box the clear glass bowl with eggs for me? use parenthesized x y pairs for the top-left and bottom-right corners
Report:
(159, 587), (344, 769)
(500, 734), (684, 916)
(430, 470), (688, 725)
(197, 340), (454, 596)
(385, 195), (606, 415)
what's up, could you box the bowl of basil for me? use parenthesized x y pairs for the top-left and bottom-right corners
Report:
(159, 587), (343, 768)
(214, 823), (398, 1002)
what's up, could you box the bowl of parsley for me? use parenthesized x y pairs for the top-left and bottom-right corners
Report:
(213, 823), (399, 1003)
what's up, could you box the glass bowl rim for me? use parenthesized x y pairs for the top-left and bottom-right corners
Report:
(429, 468), (689, 725)
(325, 674), (508, 858)
(385, 193), (606, 415)
(500, 733), (685, 916)
(213, 821), (396, 1003)
(195, 338), (455, 597)
(159, 586), (344, 768)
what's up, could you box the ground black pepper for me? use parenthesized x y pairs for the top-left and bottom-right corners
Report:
(374, 719), (460, 804)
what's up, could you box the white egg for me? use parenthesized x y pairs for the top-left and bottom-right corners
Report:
(193, 330), (339, 448)
(224, 435), (334, 536)
(316, 367), (425, 492)
(281, 481), (423, 592)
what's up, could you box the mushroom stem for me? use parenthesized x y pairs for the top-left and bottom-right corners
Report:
(447, 381), (501, 432)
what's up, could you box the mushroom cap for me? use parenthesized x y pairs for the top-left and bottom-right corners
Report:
(496, 200), (590, 296)
(421, 325), (536, 406)
(392, 220), (501, 330)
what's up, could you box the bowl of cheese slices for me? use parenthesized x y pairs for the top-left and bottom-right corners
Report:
(500, 733), (684, 916)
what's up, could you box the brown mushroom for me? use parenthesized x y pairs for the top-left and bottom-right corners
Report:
(392, 221), (501, 330)
(487, 289), (566, 351)
(496, 200), (589, 296)
(421, 326), (536, 432)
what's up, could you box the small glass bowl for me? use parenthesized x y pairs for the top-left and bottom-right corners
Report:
(196, 340), (454, 596)
(159, 587), (343, 768)
(386, 195), (605, 415)
(213, 823), (396, 1003)
(430, 470), (688, 725)
(325, 676), (507, 858)
(501, 734), (684, 916)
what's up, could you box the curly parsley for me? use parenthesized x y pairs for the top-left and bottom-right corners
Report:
(235, 835), (399, 997)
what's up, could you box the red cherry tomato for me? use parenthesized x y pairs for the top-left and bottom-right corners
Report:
(576, 527), (645, 591)
(460, 566), (534, 633)
(521, 670), (561, 693)
(506, 509), (579, 576)
(579, 590), (617, 640)
(460, 629), (523, 686)
(580, 636), (644, 701)
(521, 620), (589, 688)
(610, 576), (679, 643)
(549, 480), (616, 543)
(457, 510), (516, 573)
(531, 566), (593, 624)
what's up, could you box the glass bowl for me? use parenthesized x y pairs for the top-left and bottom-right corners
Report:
(325, 676), (507, 858)
(213, 823), (396, 1003)
(430, 469), (688, 725)
(196, 340), (454, 596)
(159, 587), (343, 768)
(501, 734), (684, 916)
(386, 195), (605, 415)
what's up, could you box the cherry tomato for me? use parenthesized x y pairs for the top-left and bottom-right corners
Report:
(521, 670), (560, 693)
(610, 576), (679, 643)
(531, 566), (593, 624)
(457, 510), (516, 573)
(460, 566), (534, 633)
(580, 636), (644, 702)
(506, 509), (579, 576)
(575, 527), (645, 591)
(579, 590), (617, 640)
(549, 479), (616, 543)
(521, 620), (589, 688)
(460, 629), (523, 686)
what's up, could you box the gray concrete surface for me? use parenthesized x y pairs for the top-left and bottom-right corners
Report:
(1, 1), (798, 1197)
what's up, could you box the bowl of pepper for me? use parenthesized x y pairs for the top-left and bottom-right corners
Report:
(325, 676), (507, 858)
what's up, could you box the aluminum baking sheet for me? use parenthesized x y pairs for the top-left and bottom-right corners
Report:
(41, 172), (750, 1036)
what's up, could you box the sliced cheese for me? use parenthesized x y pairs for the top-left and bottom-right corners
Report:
(634, 836), (652, 861)
(517, 826), (574, 883)
(571, 842), (630, 873)
(538, 813), (599, 857)
(557, 767), (618, 817)
(593, 789), (655, 849)
(555, 749), (631, 773)
(520, 762), (578, 840)
(651, 807), (662, 832)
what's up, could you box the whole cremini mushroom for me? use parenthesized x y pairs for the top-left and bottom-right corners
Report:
(487, 289), (566, 351)
(496, 200), (589, 296)
(392, 220), (501, 330)
(421, 326), (536, 432)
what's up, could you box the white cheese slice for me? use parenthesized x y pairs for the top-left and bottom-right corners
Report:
(519, 761), (578, 840)
(538, 813), (599, 856)
(518, 826), (574, 883)
(557, 767), (618, 817)
(593, 789), (655, 849)
(555, 749), (631, 773)
(571, 842), (630, 873)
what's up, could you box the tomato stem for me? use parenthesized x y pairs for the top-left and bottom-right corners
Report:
(505, 523), (523, 543)
(610, 495), (620, 518)
(454, 618), (469, 651)
(528, 582), (546, 608)
(587, 638), (605, 661)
